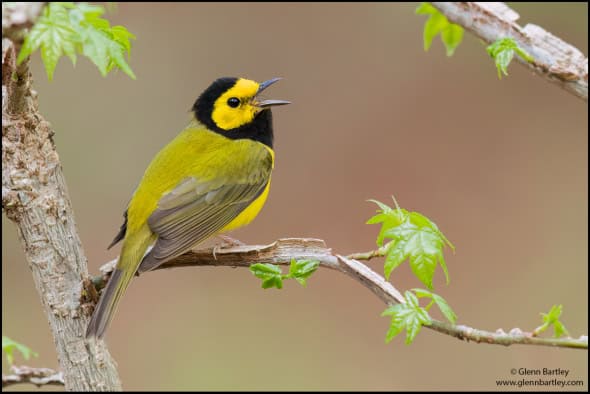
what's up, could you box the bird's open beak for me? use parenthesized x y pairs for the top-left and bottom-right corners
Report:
(256, 77), (291, 108)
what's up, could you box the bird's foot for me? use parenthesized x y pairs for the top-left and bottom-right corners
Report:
(213, 235), (245, 260)
(216, 234), (246, 248)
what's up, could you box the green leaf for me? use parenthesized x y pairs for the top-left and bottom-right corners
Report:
(79, 27), (109, 75)
(367, 199), (406, 247)
(18, 3), (78, 80)
(553, 321), (568, 339)
(368, 199), (453, 288)
(403, 291), (431, 344)
(17, 18), (45, 63)
(250, 263), (284, 289)
(386, 218), (418, 241)
(413, 288), (457, 324)
(382, 291), (432, 344)
(384, 319), (405, 343)
(375, 218), (394, 247)
(486, 37), (533, 79)
(2, 336), (38, 366)
(423, 13), (447, 51)
(111, 25), (136, 54)
(39, 25), (77, 79)
(415, 2), (437, 15)
(416, 2), (464, 56)
(441, 23), (464, 56)
(384, 212), (449, 289)
(367, 198), (395, 215)
(366, 212), (390, 225)
(286, 259), (320, 286)
(497, 48), (514, 78)
(383, 241), (404, 279)
(409, 253), (437, 290)
(535, 305), (570, 338)
(106, 41), (136, 78)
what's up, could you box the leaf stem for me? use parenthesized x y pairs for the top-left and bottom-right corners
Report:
(425, 300), (435, 311)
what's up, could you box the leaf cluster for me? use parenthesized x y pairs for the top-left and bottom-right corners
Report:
(416, 3), (464, 56)
(486, 37), (534, 79)
(18, 2), (136, 80)
(382, 289), (457, 344)
(533, 305), (570, 338)
(250, 259), (320, 289)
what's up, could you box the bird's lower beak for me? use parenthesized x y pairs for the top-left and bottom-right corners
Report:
(256, 77), (291, 108)
(257, 99), (291, 108)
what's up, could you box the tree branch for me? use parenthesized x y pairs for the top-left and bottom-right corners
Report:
(2, 366), (64, 388)
(2, 3), (121, 391)
(94, 238), (588, 350)
(431, 2), (588, 101)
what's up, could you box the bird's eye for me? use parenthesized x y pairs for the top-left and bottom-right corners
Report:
(227, 97), (240, 108)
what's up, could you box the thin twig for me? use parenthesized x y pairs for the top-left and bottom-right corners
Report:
(430, 2), (588, 101)
(346, 242), (392, 261)
(2, 365), (64, 388)
(428, 321), (588, 349)
(94, 238), (588, 350)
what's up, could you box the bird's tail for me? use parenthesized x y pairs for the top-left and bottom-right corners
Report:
(85, 267), (133, 339)
(86, 229), (153, 339)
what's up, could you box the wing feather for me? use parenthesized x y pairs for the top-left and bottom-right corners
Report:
(137, 147), (272, 273)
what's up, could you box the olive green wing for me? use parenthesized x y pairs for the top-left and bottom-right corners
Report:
(138, 155), (272, 274)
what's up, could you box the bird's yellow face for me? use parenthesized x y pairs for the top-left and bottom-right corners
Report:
(193, 77), (290, 136)
(211, 78), (261, 130)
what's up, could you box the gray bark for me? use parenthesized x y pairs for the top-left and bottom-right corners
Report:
(2, 3), (121, 391)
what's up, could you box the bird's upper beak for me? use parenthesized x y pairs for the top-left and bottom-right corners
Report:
(255, 77), (291, 108)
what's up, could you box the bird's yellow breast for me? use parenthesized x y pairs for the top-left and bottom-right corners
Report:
(221, 177), (271, 232)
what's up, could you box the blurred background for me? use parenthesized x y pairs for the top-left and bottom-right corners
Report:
(2, 2), (587, 391)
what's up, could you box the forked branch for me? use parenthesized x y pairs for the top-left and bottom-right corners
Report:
(2, 366), (64, 388)
(94, 238), (588, 350)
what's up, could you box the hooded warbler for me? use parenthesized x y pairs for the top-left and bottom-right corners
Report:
(86, 77), (289, 339)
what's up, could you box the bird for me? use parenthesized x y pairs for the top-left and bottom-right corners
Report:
(86, 77), (290, 339)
